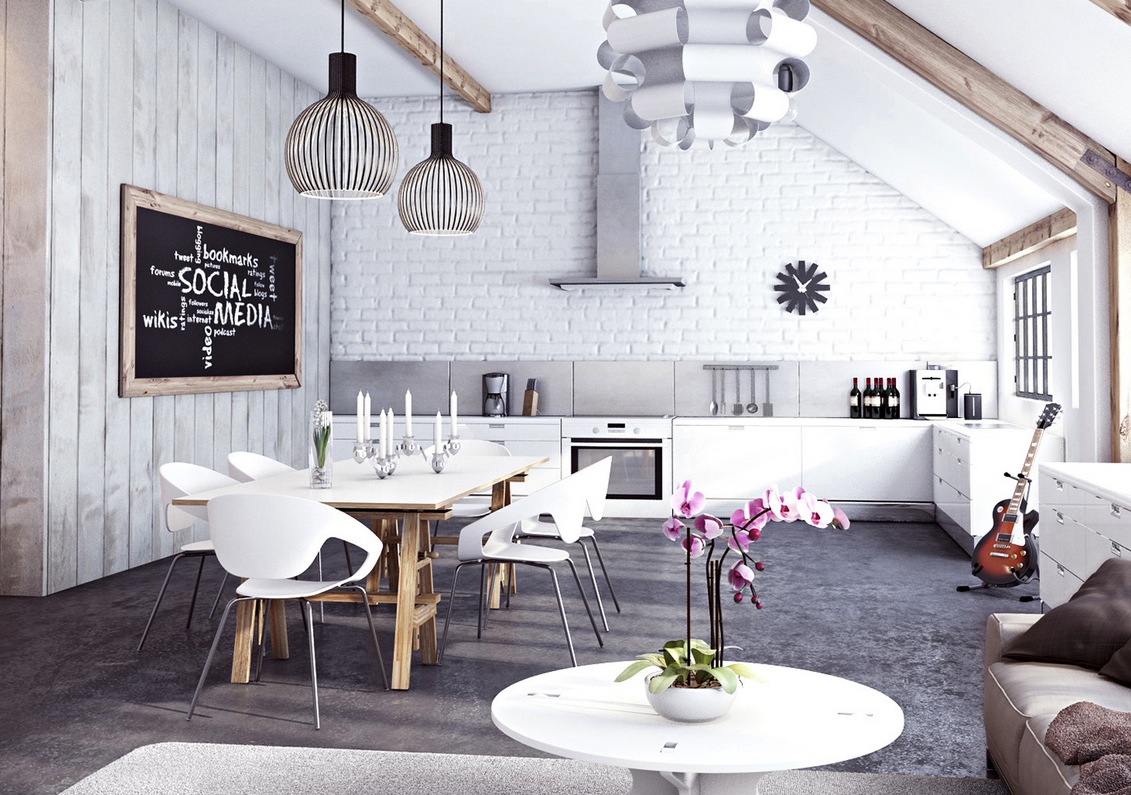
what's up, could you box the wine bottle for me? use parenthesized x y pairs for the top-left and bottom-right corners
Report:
(878, 376), (889, 419)
(888, 377), (901, 419)
(863, 378), (874, 419)
(849, 378), (862, 419)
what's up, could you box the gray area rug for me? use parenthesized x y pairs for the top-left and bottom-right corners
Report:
(61, 742), (1008, 795)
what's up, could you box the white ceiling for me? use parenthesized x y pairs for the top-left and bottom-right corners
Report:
(166, 0), (1131, 247)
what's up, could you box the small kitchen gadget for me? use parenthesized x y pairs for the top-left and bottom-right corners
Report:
(483, 372), (509, 417)
(909, 368), (958, 419)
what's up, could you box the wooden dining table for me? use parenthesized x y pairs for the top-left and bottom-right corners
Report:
(172, 452), (548, 690)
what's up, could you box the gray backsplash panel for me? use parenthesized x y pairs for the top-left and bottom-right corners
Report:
(799, 360), (998, 419)
(674, 362), (800, 417)
(573, 361), (675, 416)
(330, 361), (451, 416)
(450, 361), (574, 417)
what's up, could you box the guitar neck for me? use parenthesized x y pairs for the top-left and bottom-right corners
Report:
(1004, 428), (1044, 522)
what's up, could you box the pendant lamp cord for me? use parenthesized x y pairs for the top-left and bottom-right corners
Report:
(438, 0), (445, 125)
(340, 0), (345, 53)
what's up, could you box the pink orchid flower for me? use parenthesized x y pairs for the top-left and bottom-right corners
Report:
(799, 491), (834, 528)
(662, 516), (685, 542)
(727, 529), (752, 553)
(731, 498), (770, 534)
(672, 480), (705, 519)
(766, 485), (804, 523)
(694, 514), (725, 539)
(832, 506), (851, 530)
(728, 561), (756, 590)
(681, 533), (706, 558)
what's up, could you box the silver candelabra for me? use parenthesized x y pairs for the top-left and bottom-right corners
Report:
(352, 433), (460, 477)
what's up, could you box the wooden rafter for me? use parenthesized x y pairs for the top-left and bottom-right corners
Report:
(347, 0), (491, 113)
(1112, 159), (1131, 461)
(811, 0), (1125, 203)
(1089, 0), (1131, 25)
(982, 209), (1077, 270)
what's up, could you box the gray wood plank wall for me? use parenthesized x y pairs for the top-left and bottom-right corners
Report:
(0, 0), (332, 596)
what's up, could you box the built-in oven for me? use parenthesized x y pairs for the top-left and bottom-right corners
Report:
(560, 417), (673, 518)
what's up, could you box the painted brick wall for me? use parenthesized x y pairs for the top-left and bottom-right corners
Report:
(332, 90), (991, 362)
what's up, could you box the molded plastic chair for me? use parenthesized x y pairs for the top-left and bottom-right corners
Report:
(226, 450), (295, 482)
(439, 469), (605, 667)
(427, 440), (511, 547)
(187, 493), (389, 729)
(517, 456), (618, 630)
(136, 463), (239, 651)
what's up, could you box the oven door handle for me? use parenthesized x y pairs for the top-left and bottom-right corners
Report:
(566, 438), (665, 446)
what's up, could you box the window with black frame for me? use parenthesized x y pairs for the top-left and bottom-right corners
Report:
(1013, 265), (1053, 400)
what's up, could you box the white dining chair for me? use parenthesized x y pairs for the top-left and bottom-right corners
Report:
(136, 463), (240, 651)
(187, 492), (389, 729)
(517, 456), (618, 630)
(426, 439), (511, 546)
(226, 450), (295, 482)
(439, 469), (605, 668)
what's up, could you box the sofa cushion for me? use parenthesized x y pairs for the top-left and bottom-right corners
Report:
(1004, 559), (1131, 669)
(1019, 713), (1079, 795)
(1101, 640), (1131, 686)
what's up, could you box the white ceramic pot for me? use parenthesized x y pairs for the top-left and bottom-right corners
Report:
(645, 677), (737, 723)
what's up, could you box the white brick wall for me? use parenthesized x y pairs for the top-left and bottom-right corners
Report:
(332, 90), (991, 362)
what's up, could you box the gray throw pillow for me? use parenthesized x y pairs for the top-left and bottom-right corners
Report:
(1004, 558), (1131, 669)
(1100, 642), (1131, 686)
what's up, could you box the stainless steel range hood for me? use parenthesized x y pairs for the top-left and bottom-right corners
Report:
(550, 95), (684, 291)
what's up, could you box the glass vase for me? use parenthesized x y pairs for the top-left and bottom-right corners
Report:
(310, 409), (333, 489)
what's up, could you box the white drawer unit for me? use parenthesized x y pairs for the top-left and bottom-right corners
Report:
(1039, 463), (1131, 608)
(931, 421), (1064, 555)
(801, 423), (932, 502)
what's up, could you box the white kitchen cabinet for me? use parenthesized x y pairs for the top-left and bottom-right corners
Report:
(1040, 463), (1131, 608)
(801, 423), (932, 502)
(932, 422), (1064, 555)
(672, 421), (803, 502)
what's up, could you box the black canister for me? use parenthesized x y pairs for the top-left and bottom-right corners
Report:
(963, 393), (982, 421)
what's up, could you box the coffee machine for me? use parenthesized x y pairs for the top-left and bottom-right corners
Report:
(910, 368), (959, 419)
(482, 372), (509, 417)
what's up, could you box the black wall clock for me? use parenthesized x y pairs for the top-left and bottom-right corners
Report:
(773, 260), (830, 315)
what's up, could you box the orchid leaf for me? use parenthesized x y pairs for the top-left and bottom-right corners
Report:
(708, 666), (739, 694)
(648, 670), (681, 693)
(725, 662), (762, 682)
(615, 660), (658, 682)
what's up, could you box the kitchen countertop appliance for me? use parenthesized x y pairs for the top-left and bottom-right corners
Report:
(483, 372), (509, 417)
(909, 368), (958, 420)
(561, 417), (673, 518)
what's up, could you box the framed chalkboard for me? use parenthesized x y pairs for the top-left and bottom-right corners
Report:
(119, 185), (303, 397)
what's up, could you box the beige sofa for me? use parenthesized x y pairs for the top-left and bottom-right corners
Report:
(984, 613), (1131, 795)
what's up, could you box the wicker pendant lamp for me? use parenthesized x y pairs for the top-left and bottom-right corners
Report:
(285, 0), (398, 199)
(397, 0), (484, 235)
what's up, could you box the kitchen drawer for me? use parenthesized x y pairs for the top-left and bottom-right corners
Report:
(478, 439), (559, 461)
(1084, 526), (1130, 579)
(464, 419), (562, 442)
(933, 448), (970, 498)
(933, 476), (971, 534)
(1087, 495), (1131, 549)
(1040, 508), (1087, 577)
(1039, 551), (1083, 609)
(1040, 471), (1089, 507)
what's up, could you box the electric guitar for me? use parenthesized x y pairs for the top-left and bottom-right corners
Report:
(969, 402), (1062, 587)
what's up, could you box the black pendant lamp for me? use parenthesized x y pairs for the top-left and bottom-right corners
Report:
(397, 0), (484, 235)
(285, 0), (398, 199)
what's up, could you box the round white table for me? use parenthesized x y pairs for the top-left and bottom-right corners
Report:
(491, 661), (904, 795)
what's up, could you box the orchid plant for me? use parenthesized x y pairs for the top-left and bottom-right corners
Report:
(617, 481), (849, 694)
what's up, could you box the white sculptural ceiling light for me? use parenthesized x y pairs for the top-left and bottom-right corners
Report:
(598, 0), (817, 149)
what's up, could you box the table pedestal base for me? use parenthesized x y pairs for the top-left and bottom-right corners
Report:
(629, 769), (767, 795)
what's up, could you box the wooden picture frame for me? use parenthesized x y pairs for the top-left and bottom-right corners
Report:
(119, 184), (303, 397)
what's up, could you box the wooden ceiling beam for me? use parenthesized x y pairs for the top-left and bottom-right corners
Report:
(347, 0), (491, 113)
(811, 0), (1125, 203)
(982, 208), (1077, 269)
(1089, 0), (1131, 26)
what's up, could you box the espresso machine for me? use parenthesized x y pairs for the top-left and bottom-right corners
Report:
(909, 368), (959, 419)
(482, 372), (509, 417)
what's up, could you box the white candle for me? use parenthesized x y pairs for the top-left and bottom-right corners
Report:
(434, 412), (442, 450)
(450, 391), (458, 437)
(380, 409), (388, 458)
(405, 390), (413, 435)
(356, 391), (364, 443)
(363, 392), (371, 441)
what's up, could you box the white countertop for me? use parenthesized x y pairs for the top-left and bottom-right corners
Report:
(1041, 462), (1131, 505)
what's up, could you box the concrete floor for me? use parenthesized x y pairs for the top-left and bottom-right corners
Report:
(0, 517), (1039, 795)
